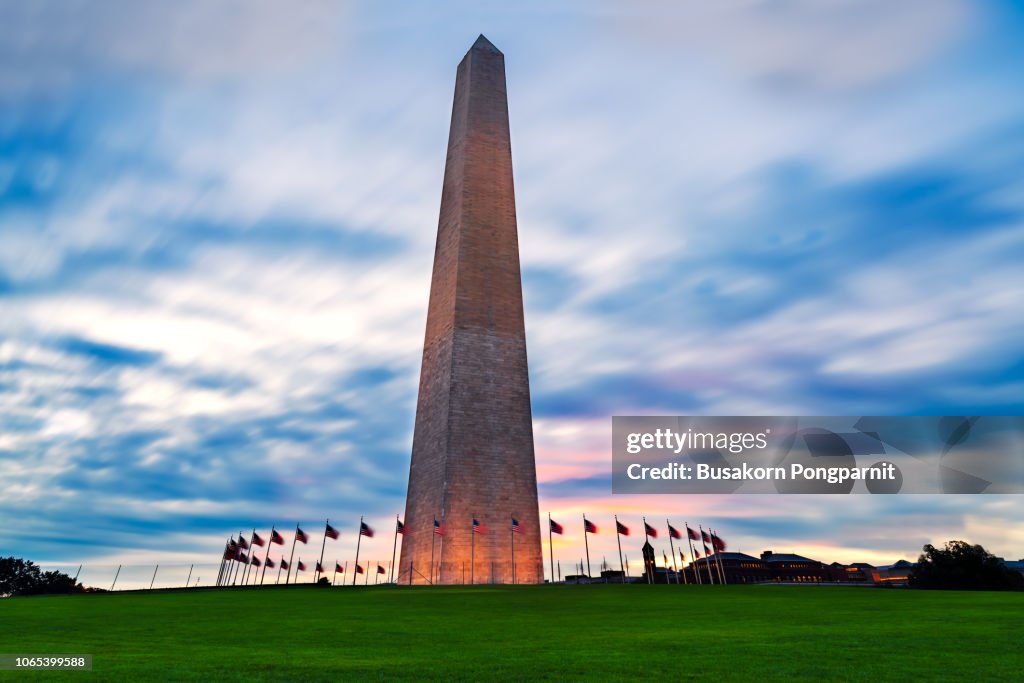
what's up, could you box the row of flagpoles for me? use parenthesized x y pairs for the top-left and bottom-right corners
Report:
(547, 514), (728, 585)
(216, 515), (728, 586)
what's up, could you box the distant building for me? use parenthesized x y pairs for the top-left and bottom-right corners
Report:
(830, 562), (881, 584)
(759, 550), (832, 583)
(876, 560), (913, 586)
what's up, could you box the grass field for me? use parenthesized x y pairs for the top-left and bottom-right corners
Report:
(1, 584), (1022, 681)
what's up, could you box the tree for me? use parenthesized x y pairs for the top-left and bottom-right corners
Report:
(0, 557), (83, 597)
(909, 541), (1024, 591)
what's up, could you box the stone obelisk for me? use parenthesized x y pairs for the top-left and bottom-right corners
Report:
(399, 35), (543, 585)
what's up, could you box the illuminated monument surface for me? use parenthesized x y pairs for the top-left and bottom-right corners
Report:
(399, 35), (543, 585)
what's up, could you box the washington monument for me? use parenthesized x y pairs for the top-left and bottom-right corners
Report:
(399, 35), (543, 585)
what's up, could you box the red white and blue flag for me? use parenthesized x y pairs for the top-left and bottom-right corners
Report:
(265, 557), (275, 568)
(644, 522), (658, 538)
(473, 519), (486, 534)
(236, 536), (249, 550)
(295, 527), (309, 544)
(668, 524), (682, 540)
(360, 522), (375, 538)
(280, 559), (289, 570)
(325, 523), (339, 540)
(251, 532), (266, 547)
(584, 518), (598, 534)
(686, 525), (699, 541)
(297, 560), (306, 572)
(250, 556), (261, 567)
(377, 565), (386, 575)
(616, 521), (630, 536)
(396, 519), (405, 535)
(433, 519), (444, 536)
(356, 564), (364, 574)
(335, 563), (344, 573)
(549, 519), (563, 535)
(271, 530), (285, 545)
(701, 530), (711, 544)
(316, 562), (324, 573)
(511, 518), (522, 534)
(712, 534), (727, 552)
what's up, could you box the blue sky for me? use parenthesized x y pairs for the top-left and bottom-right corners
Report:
(2, 1), (1023, 585)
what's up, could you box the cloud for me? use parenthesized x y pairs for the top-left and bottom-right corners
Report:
(0, 0), (353, 96)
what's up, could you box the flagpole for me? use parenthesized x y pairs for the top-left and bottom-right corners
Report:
(216, 538), (227, 586)
(260, 526), (274, 585)
(615, 515), (625, 584)
(583, 514), (592, 578)
(111, 564), (121, 591)
(313, 520), (325, 585)
(686, 523), (701, 584)
(643, 516), (652, 584)
(389, 515), (399, 584)
(510, 513), (516, 585)
(332, 563), (337, 586)
(471, 514), (475, 585)
(242, 529), (256, 585)
(713, 529), (727, 584)
(285, 523), (299, 584)
(186, 563), (193, 589)
(668, 519), (680, 585)
(150, 564), (159, 590)
(429, 517), (436, 586)
(353, 516), (364, 586)
(438, 513), (445, 584)
(245, 529), (258, 584)
(276, 556), (283, 584)
(700, 525), (715, 584)
(548, 512), (554, 584)
(680, 550), (689, 584)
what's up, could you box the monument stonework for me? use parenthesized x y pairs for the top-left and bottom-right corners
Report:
(399, 35), (543, 585)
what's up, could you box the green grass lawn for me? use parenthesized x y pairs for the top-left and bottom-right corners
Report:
(1, 584), (1022, 681)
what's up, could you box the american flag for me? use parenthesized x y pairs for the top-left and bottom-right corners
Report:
(433, 519), (444, 536)
(396, 519), (405, 535)
(549, 519), (564, 535)
(325, 523), (339, 540)
(712, 534), (727, 552)
(316, 562), (324, 573)
(236, 536), (249, 550)
(511, 518), (522, 534)
(616, 521), (630, 536)
(280, 559), (289, 570)
(297, 560), (306, 572)
(584, 518), (598, 534)
(360, 522), (375, 538)
(355, 564), (364, 574)
(271, 529), (285, 545)
(377, 565), (386, 574)
(265, 557), (275, 568)
(251, 532), (266, 547)
(250, 556), (261, 567)
(335, 563), (344, 573)
(668, 524), (682, 540)
(644, 521), (658, 538)
(295, 527), (309, 544)
(701, 530), (711, 544)
(472, 519), (486, 534)
(686, 525), (699, 541)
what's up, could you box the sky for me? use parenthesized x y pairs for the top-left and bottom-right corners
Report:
(2, 1), (1024, 587)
